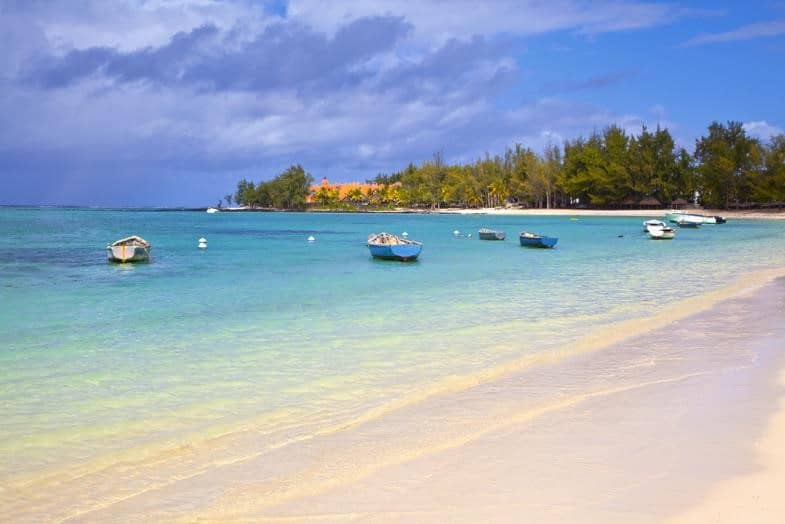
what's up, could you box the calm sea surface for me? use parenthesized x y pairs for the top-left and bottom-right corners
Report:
(2, 208), (784, 483)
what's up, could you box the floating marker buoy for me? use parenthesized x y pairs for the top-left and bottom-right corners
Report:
(198, 237), (207, 243)
(198, 240), (207, 249)
(307, 236), (316, 242)
(453, 230), (460, 236)
(402, 232), (409, 237)
(467, 234), (472, 238)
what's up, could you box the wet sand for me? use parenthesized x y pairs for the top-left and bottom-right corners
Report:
(171, 275), (785, 523)
(5, 275), (785, 523)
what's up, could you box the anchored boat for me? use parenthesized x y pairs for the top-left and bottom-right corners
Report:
(519, 231), (558, 248)
(367, 232), (422, 261)
(643, 219), (667, 232)
(107, 236), (151, 263)
(647, 224), (676, 239)
(676, 217), (701, 228)
(478, 228), (506, 240)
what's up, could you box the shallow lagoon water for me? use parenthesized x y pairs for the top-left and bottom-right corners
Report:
(1, 208), (785, 490)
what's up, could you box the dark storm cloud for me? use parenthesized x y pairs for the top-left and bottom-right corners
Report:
(24, 16), (413, 91)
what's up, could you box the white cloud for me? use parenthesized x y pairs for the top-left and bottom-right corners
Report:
(681, 19), (785, 47)
(288, 0), (679, 45)
(743, 121), (784, 140)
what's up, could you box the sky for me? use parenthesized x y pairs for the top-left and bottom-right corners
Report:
(1, 0), (784, 206)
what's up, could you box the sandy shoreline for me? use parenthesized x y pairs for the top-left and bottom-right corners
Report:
(668, 366), (785, 523)
(183, 274), (785, 522)
(5, 273), (785, 522)
(434, 207), (785, 220)
(222, 205), (785, 220)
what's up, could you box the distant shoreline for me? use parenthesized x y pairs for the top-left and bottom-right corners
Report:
(211, 206), (785, 220)
(5, 205), (785, 220)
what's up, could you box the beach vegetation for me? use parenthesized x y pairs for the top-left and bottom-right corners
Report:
(234, 164), (314, 209)
(229, 122), (785, 210)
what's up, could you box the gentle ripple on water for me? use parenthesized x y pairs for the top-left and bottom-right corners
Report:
(1, 208), (784, 481)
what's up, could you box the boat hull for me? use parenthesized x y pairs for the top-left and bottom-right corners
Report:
(368, 243), (422, 261)
(519, 235), (558, 248)
(643, 220), (666, 232)
(478, 230), (505, 240)
(107, 245), (150, 263)
(648, 226), (676, 239)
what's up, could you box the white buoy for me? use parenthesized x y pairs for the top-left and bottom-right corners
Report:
(402, 231), (409, 237)
(453, 230), (460, 236)
(307, 235), (316, 242)
(198, 241), (207, 249)
(198, 237), (207, 243)
(467, 233), (472, 238)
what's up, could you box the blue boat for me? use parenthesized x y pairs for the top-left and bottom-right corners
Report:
(367, 232), (422, 261)
(519, 231), (558, 248)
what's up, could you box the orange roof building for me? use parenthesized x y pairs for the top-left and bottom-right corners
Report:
(307, 178), (397, 203)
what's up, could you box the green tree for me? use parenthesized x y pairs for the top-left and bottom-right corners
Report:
(234, 178), (256, 207)
(751, 135), (785, 202)
(695, 121), (762, 207)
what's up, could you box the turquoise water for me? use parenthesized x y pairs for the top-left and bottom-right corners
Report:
(2, 208), (785, 484)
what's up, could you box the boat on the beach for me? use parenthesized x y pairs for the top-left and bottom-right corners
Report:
(367, 232), (422, 261)
(643, 219), (667, 232)
(648, 225), (676, 239)
(519, 231), (558, 248)
(478, 228), (505, 240)
(106, 236), (151, 263)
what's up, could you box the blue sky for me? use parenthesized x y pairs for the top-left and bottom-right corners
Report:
(1, 0), (783, 206)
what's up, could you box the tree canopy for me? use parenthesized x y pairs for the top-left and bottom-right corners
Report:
(231, 122), (785, 210)
(234, 165), (314, 209)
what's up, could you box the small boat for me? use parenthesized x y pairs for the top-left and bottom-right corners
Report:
(206, 207), (220, 213)
(676, 217), (701, 228)
(519, 231), (558, 248)
(478, 228), (505, 240)
(648, 225), (676, 239)
(367, 232), (422, 261)
(107, 236), (151, 263)
(643, 219), (666, 232)
(667, 210), (719, 225)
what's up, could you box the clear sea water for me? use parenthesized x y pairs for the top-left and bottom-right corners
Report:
(1, 208), (784, 487)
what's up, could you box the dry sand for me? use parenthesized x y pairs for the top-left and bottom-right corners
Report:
(436, 207), (785, 220)
(668, 367), (785, 523)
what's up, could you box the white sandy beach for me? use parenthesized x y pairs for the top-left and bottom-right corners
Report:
(70, 273), (782, 523)
(189, 275), (785, 523)
(435, 207), (785, 220)
(5, 275), (785, 523)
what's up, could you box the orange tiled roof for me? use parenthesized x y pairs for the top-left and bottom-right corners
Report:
(308, 178), (399, 202)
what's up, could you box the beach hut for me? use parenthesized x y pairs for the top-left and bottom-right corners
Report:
(639, 197), (662, 209)
(618, 196), (637, 209)
(670, 197), (689, 209)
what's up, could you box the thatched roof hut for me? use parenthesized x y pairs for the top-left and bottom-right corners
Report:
(670, 197), (689, 209)
(619, 196), (637, 209)
(639, 197), (662, 208)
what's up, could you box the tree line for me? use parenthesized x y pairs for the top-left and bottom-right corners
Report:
(232, 121), (785, 210)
